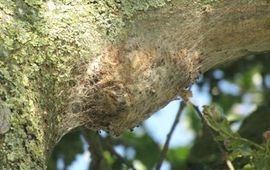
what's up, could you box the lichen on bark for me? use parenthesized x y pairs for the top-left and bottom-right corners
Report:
(0, 0), (174, 169)
(0, 0), (103, 168)
(0, 0), (270, 169)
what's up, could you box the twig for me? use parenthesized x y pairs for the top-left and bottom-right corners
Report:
(102, 141), (136, 170)
(226, 159), (235, 170)
(155, 101), (186, 170)
(83, 130), (136, 170)
(83, 131), (111, 170)
(191, 103), (264, 150)
(190, 103), (235, 170)
(190, 103), (225, 151)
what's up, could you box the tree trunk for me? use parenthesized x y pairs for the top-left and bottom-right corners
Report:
(0, 0), (269, 169)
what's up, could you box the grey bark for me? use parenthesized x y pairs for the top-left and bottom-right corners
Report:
(0, 0), (270, 169)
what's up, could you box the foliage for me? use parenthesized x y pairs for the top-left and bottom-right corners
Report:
(202, 105), (269, 169)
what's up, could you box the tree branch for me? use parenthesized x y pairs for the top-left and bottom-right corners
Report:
(83, 131), (111, 170)
(190, 103), (235, 170)
(102, 140), (136, 170)
(155, 101), (186, 170)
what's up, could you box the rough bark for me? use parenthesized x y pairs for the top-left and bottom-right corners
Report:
(0, 0), (270, 169)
